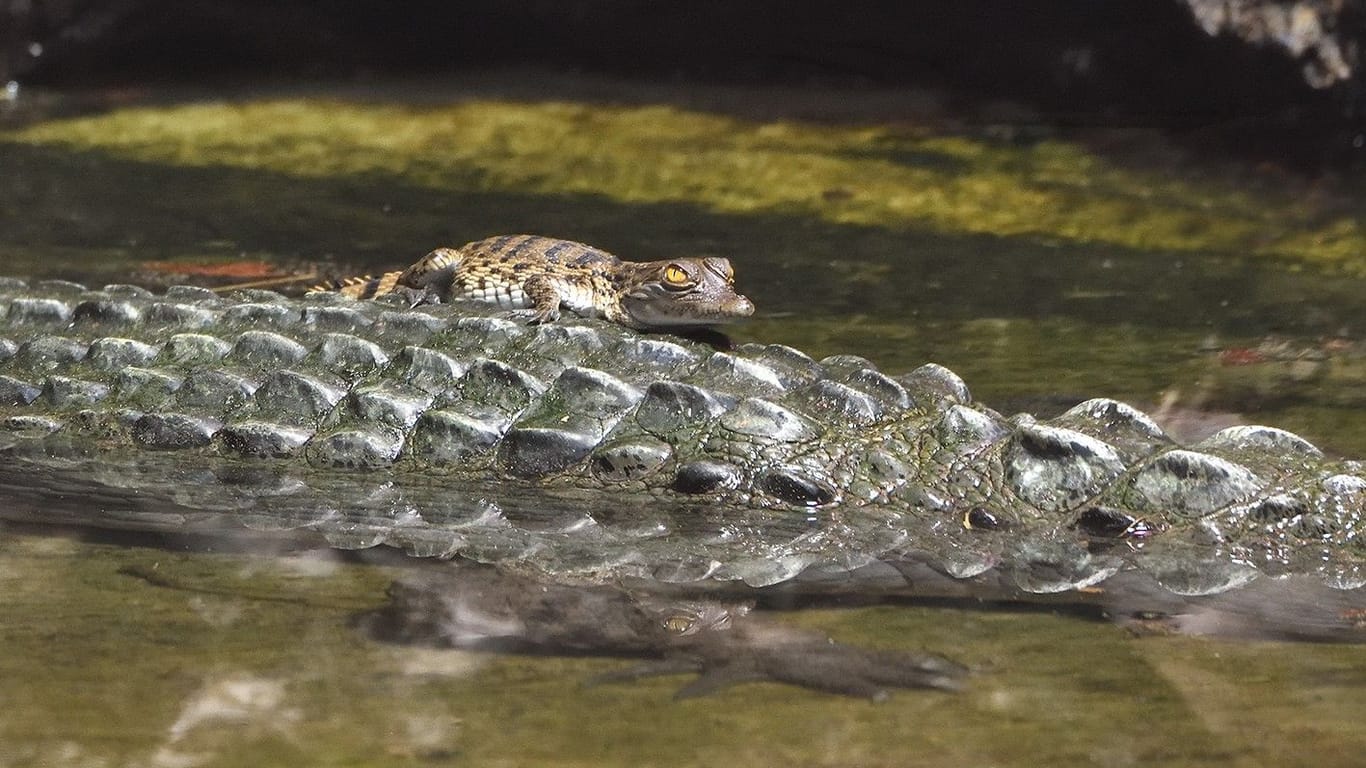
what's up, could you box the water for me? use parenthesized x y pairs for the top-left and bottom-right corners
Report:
(0, 75), (1363, 766)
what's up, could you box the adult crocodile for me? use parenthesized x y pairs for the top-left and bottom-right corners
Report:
(0, 276), (1362, 611)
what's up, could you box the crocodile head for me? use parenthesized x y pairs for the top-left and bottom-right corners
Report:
(617, 257), (755, 329)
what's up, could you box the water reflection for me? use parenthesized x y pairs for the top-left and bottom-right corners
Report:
(4, 499), (1366, 764)
(357, 564), (966, 699)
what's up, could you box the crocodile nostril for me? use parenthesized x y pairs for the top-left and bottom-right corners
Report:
(728, 296), (756, 317)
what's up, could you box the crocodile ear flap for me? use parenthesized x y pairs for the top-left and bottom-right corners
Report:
(701, 257), (735, 284)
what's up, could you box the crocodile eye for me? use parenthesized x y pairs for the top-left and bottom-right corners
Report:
(662, 264), (695, 290)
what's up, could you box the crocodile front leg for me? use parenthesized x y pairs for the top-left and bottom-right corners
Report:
(519, 274), (564, 324)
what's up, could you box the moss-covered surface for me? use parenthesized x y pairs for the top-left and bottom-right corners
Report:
(5, 95), (1365, 274)
(1, 531), (1363, 768)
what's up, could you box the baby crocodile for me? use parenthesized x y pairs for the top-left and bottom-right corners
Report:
(311, 234), (756, 330)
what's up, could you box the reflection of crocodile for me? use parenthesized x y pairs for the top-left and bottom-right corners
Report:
(1197, 335), (1366, 409)
(0, 278), (1362, 606)
(355, 563), (968, 698)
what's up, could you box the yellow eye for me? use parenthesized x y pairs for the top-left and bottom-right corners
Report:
(663, 264), (693, 287)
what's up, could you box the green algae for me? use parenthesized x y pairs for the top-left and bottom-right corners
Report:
(5, 95), (1365, 273)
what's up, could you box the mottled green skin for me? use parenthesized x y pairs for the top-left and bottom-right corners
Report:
(0, 277), (1362, 594)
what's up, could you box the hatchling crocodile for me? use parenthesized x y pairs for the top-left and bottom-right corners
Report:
(309, 234), (755, 330)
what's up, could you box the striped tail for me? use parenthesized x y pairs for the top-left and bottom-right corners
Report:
(306, 271), (405, 300)
(305, 247), (465, 301)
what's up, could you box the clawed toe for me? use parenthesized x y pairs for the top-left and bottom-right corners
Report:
(516, 307), (561, 325)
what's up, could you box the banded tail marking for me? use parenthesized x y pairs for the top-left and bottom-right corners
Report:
(307, 271), (404, 300)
